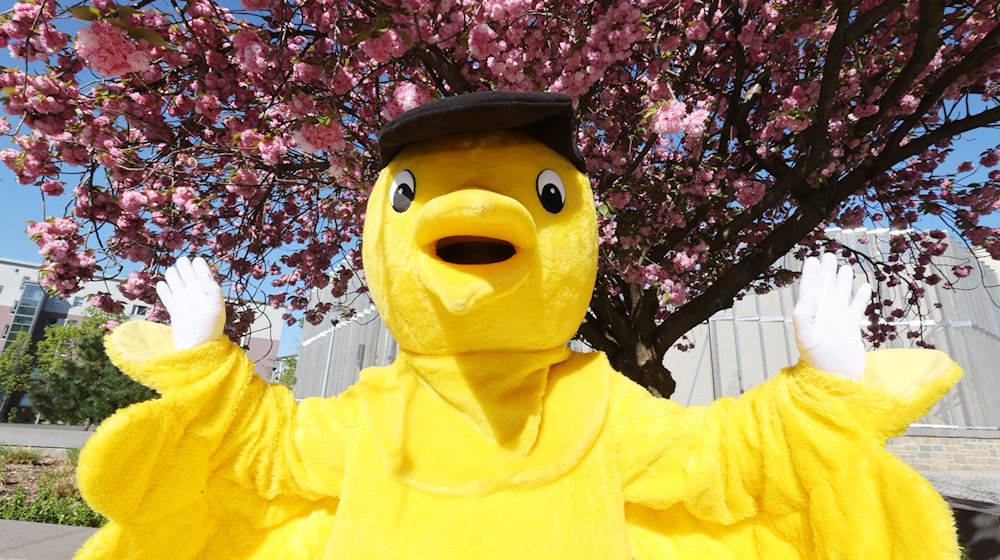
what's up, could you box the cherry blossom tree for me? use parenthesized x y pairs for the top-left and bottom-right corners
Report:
(2, 0), (999, 396)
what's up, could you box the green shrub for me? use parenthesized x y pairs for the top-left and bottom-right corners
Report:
(0, 487), (104, 527)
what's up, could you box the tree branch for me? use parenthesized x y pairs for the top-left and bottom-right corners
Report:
(891, 105), (1000, 162)
(413, 45), (475, 94)
(802, 0), (854, 175)
(844, 0), (905, 43)
(853, 0), (945, 139)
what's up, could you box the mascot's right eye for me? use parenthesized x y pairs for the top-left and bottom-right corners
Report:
(390, 170), (416, 213)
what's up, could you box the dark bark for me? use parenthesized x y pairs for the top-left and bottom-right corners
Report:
(607, 344), (676, 399)
(0, 390), (25, 423)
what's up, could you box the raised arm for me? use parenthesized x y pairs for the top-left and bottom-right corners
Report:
(618, 253), (963, 559)
(75, 258), (355, 560)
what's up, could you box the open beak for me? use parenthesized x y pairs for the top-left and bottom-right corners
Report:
(413, 189), (536, 314)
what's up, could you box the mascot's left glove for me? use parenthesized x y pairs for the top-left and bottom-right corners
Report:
(155, 256), (226, 351)
(792, 251), (871, 380)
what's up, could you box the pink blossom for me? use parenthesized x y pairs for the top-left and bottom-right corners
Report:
(686, 20), (709, 41)
(90, 293), (125, 314)
(359, 30), (407, 65)
(683, 109), (710, 138)
(120, 190), (149, 213)
(103, 320), (121, 331)
(468, 23), (500, 59)
(383, 83), (434, 120)
(258, 136), (289, 166)
(734, 179), (765, 207)
(672, 250), (699, 272)
(295, 121), (346, 153)
(606, 191), (631, 209)
(232, 30), (269, 74)
(40, 180), (64, 196)
(952, 265), (973, 278)
(899, 94), (920, 114)
(292, 62), (321, 83)
(120, 270), (155, 299)
(75, 21), (152, 76)
(980, 149), (1000, 168)
(483, 0), (534, 21)
(651, 100), (687, 135)
(194, 94), (222, 123)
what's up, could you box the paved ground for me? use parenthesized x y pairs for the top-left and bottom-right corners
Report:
(924, 470), (1000, 507)
(0, 519), (94, 560)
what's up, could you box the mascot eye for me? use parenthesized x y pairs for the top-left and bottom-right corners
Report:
(536, 169), (565, 214)
(390, 170), (416, 213)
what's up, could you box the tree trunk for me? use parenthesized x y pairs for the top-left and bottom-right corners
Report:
(0, 391), (14, 423)
(605, 340), (677, 398)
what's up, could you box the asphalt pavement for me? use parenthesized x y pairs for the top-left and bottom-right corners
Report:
(0, 519), (94, 560)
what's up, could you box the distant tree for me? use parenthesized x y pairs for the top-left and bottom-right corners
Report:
(0, 331), (36, 423)
(29, 312), (156, 427)
(273, 356), (297, 389)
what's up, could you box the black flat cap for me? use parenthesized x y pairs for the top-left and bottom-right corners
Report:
(378, 91), (586, 172)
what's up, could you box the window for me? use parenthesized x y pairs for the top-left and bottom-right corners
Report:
(72, 296), (84, 307)
(131, 304), (148, 316)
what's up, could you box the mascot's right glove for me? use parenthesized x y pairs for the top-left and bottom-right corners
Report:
(155, 256), (227, 351)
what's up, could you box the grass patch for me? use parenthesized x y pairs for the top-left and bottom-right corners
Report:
(0, 446), (44, 466)
(66, 447), (81, 467)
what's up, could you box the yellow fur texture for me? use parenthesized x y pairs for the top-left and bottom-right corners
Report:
(75, 133), (961, 559)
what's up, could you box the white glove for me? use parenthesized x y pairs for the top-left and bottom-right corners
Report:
(155, 256), (226, 351)
(792, 251), (872, 380)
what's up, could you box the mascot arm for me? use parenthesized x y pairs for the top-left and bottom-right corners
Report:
(77, 320), (354, 526)
(616, 349), (963, 559)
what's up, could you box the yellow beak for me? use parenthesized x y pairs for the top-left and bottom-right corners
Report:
(413, 189), (538, 315)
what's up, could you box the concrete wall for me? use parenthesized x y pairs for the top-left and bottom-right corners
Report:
(0, 424), (91, 450)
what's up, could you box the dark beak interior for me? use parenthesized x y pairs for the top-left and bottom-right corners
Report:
(436, 236), (516, 265)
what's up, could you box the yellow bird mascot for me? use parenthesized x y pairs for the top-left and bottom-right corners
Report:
(74, 91), (962, 559)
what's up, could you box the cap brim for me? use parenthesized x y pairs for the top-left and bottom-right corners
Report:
(378, 91), (586, 172)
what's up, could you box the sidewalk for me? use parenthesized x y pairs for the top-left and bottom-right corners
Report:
(0, 519), (94, 560)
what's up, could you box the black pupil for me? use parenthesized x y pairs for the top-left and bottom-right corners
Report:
(539, 183), (563, 213)
(392, 183), (414, 212)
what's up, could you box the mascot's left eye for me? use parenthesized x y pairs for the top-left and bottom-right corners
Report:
(390, 169), (416, 213)
(536, 169), (565, 214)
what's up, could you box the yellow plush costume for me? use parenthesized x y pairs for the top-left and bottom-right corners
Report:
(75, 130), (962, 559)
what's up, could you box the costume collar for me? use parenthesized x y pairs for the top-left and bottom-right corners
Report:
(362, 349), (612, 496)
(399, 346), (571, 456)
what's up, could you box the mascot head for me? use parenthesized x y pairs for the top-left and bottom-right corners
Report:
(362, 92), (598, 355)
